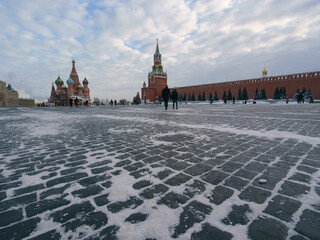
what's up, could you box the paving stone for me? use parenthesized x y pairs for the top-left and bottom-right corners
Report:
(0, 191), (7, 201)
(172, 201), (212, 238)
(143, 155), (165, 164)
(248, 216), (288, 240)
(203, 158), (225, 166)
(290, 235), (308, 240)
(60, 166), (84, 175)
(91, 165), (113, 174)
(255, 154), (276, 163)
(222, 204), (252, 225)
(0, 181), (22, 191)
(50, 201), (95, 223)
(107, 196), (143, 213)
(297, 165), (318, 174)
(207, 186), (234, 205)
(130, 168), (151, 179)
(279, 181), (310, 198)
(263, 195), (302, 222)
(63, 211), (108, 233)
(41, 172), (58, 180)
(94, 193), (110, 206)
(239, 186), (271, 204)
(301, 159), (320, 168)
(39, 184), (70, 200)
(295, 209), (320, 240)
(191, 222), (233, 240)
(114, 159), (132, 167)
(78, 175), (110, 187)
(87, 159), (112, 167)
(184, 179), (207, 198)
(0, 208), (23, 227)
(183, 163), (212, 176)
(165, 173), (192, 186)
(0, 193), (37, 212)
(99, 225), (120, 240)
(124, 162), (145, 171)
(140, 184), (169, 199)
(223, 175), (249, 191)
(28, 230), (61, 240)
(13, 183), (45, 196)
(0, 217), (41, 240)
(244, 161), (268, 172)
(157, 191), (189, 209)
(234, 169), (258, 180)
(64, 160), (88, 167)
(133, 180), (153, 189)
(71, 184), (104, 198)
(157, 169), (174, 179)
(46, 172), (88, 187)
(125, 213), (148, 223)
(252, 174), (282, 190)
(201, 170), (229, 185)
(288, 172), (312, 184)
(264, 166), (289, 179)
(219, 161), (243, 173)
(26, 194), (70, 217)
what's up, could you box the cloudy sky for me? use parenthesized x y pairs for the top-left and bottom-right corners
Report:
(0, 0), (319, 101)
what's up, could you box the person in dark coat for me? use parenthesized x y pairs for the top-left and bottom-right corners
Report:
(171, 89), (178, 110)
(162, 85), (170, 110)
(75, 97), (79, 108)
(69, 98), (73, 107)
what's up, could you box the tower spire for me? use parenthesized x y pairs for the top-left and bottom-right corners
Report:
(155, 39), (160, 54)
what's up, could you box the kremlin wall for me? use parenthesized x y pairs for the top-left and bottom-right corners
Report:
(174, 69), (320, 101)
(142, 41), (319, 102)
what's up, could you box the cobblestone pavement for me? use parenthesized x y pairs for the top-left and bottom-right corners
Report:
(0, 103), (320, 240)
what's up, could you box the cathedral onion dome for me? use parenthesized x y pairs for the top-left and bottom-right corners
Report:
(66, 78), (74, 85)
(262, 66), (268, 75)
(62, 85), (67, 90)
(83, 77), (88, 85)
(55, 75), (64, 85)
(78, 85), (84, 90)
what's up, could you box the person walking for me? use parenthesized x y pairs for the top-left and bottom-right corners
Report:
(171, 89), (178, 110)
(75, 97), (79, 108)
(162, 85), (170, 110)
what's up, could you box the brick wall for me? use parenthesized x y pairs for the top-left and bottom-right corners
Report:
(174, 71), (320, 100)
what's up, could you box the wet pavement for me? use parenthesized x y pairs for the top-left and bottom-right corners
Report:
(0, 103), (319, 239)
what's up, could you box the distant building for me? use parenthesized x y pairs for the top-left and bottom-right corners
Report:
(141, 40), (168, 103)
(0, 80), (35, 107)
(49, 59), (91, 106)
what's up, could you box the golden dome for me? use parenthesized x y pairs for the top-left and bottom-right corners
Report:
(262, 66), (268, 75)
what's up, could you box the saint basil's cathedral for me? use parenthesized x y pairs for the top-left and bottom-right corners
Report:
(49, 59), (91, 106)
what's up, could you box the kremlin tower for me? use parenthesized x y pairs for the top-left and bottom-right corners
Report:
(49, 59), (91, 106)
(141, 39), (168, 103)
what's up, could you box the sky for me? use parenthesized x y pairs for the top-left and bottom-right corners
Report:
(0, 0), (319, 101)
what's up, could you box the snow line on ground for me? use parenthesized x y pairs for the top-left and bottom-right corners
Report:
(95, 114), (320, 146)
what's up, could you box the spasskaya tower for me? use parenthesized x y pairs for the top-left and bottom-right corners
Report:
(141, 39), (168, 103)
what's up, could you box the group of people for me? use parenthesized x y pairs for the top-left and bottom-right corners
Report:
(69, 97), (88, 107)
(162, 85), (178, 110)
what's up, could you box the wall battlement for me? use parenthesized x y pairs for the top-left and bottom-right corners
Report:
(174, 71), (320, 100)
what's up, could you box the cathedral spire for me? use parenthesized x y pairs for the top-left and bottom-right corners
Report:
(71, 59), (77, 75)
